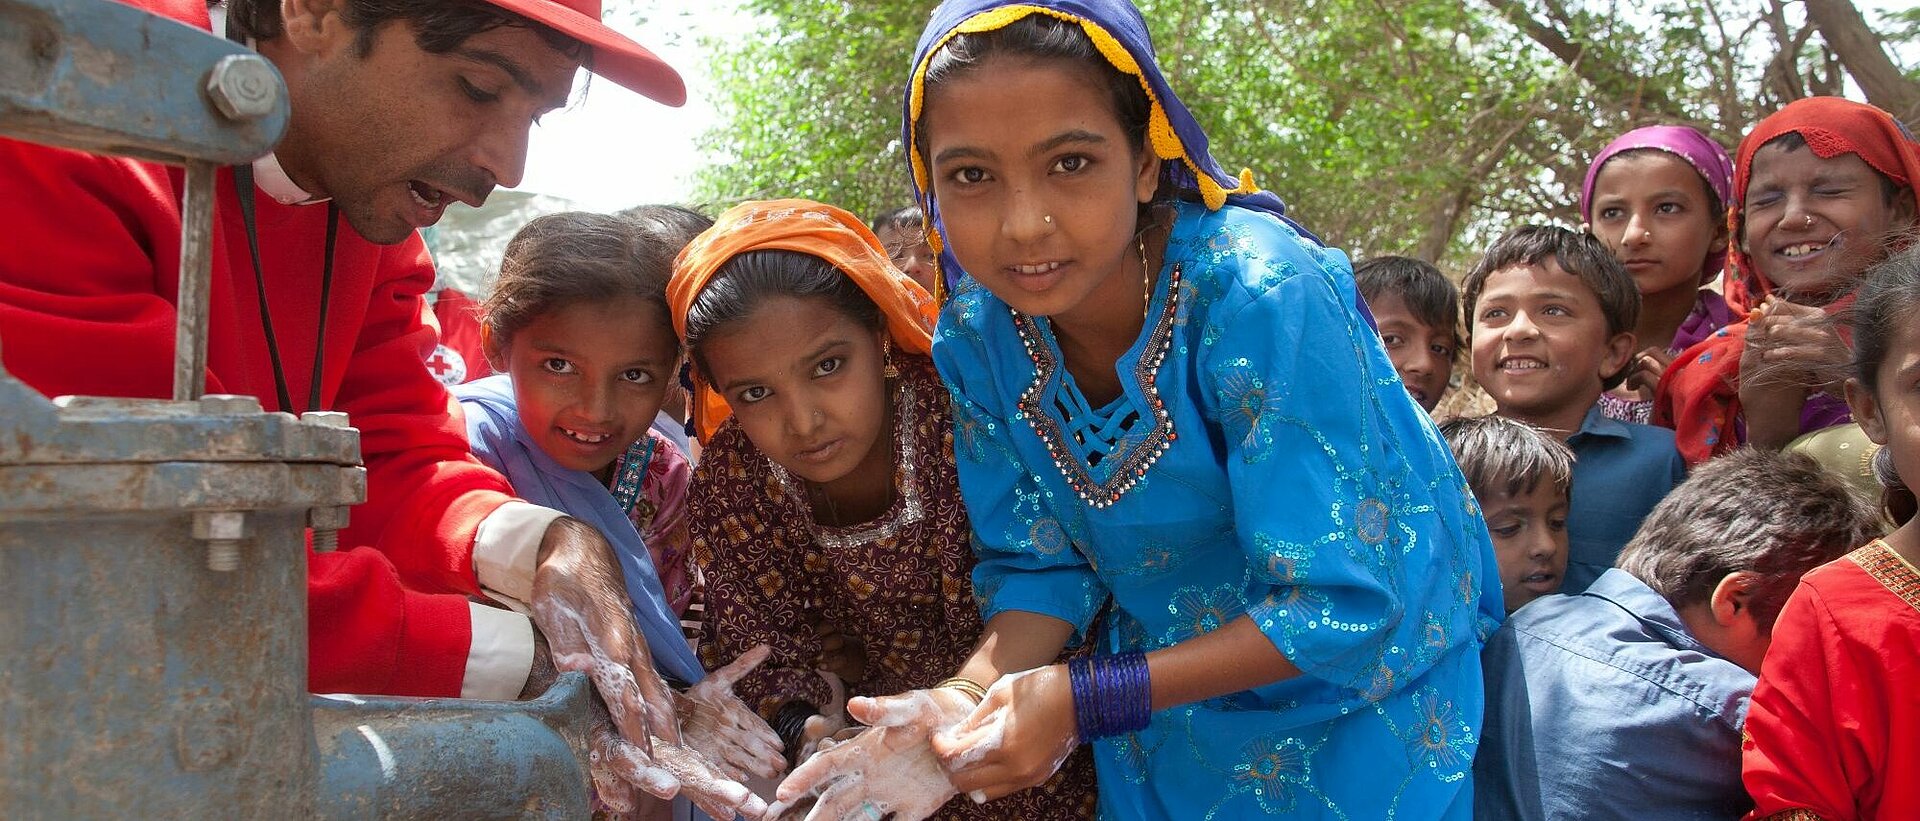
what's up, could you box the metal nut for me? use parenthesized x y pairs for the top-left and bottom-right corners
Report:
(205, 54), (280, 121)
(299, 411), (351, 429)
(198, 394), (261, 414)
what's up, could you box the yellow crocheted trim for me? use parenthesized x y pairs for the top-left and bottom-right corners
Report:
(905, 3), (1264, 280)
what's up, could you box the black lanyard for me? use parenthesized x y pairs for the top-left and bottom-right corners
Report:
(229, 162), (337, 414)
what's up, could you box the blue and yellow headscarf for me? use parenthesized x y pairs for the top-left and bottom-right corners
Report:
(903, 0), (1315, 294)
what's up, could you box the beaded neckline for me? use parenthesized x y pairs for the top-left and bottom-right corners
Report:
(768, 374), (924, 550)
(607, 434), (658, 515)
(1013, 262), (1182, 509)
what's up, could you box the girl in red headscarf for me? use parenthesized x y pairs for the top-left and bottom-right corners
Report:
(1655, 98), (1920, 464)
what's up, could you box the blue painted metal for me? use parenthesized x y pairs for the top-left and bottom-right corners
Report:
(0, 1), (604, 816)
(311, 673), (597, 820)
(0, 0), (288, 165)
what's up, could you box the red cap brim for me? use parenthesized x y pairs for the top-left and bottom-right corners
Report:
(484, 0), (687, 107)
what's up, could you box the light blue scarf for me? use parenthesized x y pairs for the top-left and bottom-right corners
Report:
(455, 374), (704, 686)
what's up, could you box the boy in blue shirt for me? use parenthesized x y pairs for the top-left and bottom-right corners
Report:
(1465, 225), (1687, 591)
(1475, 449), (1878, 821)
(1356, 255), (1460, 413)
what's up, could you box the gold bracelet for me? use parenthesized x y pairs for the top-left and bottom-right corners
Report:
(933, 676), (989, 704)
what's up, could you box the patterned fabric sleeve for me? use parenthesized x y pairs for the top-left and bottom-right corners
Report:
(642, 432), (695, 617)
(1203, 246), (1490, 697)
(690, 426), (833, 718)
(935, 346), (1109, 642)
(1742, 583), (1857, 821)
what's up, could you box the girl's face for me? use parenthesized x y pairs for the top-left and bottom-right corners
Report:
(1589, 151), (1727, 299)
(921, 57), (1159, 324)
(486, 296), (680, 475)
(1847, 309), (1920, 518)
(1741, 143), (1913, 298)
(697, 295), (891, 486)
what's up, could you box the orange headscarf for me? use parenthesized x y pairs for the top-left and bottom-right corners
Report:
(668, 199), (939, 443)
(1656, 98), (1920, 465)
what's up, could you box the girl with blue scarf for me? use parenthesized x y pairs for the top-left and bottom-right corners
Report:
(454, 209), (785, 821)
(775, 2), (1500, 819)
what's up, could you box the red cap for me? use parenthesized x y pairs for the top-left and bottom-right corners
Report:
(484, 0), (686, 106)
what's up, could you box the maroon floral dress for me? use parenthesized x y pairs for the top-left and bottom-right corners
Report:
(691, 356), (1095, 819)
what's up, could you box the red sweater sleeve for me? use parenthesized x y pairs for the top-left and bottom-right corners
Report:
(0, 136), (480, 698)
(330, 238), (514, 596)
(311, 546), (472, 696)
(0, 139), (212, 398)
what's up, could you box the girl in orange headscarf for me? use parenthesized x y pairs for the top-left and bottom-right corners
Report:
(669, 200), (1095, 819)
(1656, 98), (1920, 464)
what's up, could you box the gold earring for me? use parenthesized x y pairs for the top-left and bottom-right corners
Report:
(882, 337), (899, 379)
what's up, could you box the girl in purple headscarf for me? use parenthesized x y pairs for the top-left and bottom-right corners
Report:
(1581, 125), (1738, 424)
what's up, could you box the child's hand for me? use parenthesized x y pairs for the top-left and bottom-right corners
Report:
(812, 619), (866, 685)
(677, 644), (788, 782)
(1745, 298), (1850, 392)
(932, 665), (1078, 803)
(1619, 346), (1678, 400)
(770, 688), (974, 821)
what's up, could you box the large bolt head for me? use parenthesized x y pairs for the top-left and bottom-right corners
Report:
(300, 411), (352, 429)
(205, 54), (279, 121)
(199, 393), (262, 414)
(192, 510), (247, 541)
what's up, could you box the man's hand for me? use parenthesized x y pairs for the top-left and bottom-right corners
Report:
(532, 517), (679, 757)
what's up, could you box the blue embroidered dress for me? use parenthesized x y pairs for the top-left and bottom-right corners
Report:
(934, 201), (1502, 819)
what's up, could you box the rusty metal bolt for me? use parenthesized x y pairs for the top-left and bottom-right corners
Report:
(198, 394), (261, 414)
(192, 511), (247, 572)
(308, 506), (350, 553)
(205, 54), (279, 121)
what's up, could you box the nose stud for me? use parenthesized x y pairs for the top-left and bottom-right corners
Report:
(1043, 214), (1053, 225)
(1641, 230), (1653, 242)
(1804, 215), (1814, 228)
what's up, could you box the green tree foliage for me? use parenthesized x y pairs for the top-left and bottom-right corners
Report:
(693, 0), (1919, 266)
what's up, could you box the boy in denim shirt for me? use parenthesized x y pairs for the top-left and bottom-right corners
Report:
(1475, 449), (1878, 821)
(1465, 226), (1687, 590)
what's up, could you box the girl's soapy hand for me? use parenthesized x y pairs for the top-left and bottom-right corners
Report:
(533, 517), (679, 755)
(932, 665), (1078, 802)
(648, 731), (775, 820)
(795, 670), (852, 764)
(770, 688), (975, 821)
(677, 644), (788, 782)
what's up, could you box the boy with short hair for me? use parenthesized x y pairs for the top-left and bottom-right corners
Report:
(1465, 225), (1687, 591)
(1475, 449), (1878, 821)
(1356, 255), (1459, 412)
(1439, 415), (1573, 613)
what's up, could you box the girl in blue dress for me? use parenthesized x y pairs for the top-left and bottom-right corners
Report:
(776, 1), (1500, 818)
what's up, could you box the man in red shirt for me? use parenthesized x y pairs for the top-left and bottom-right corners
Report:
(0, 0), (762, 814)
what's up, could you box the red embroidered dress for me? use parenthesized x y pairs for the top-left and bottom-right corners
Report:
(1743, 541), (1920, 820)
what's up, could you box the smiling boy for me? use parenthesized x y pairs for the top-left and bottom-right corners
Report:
(1465, 226), (1687, 592)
